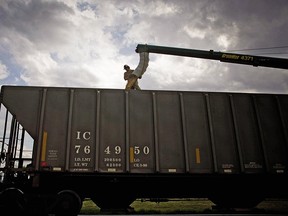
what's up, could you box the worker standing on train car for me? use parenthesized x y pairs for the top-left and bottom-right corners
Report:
(124, 64), (141, 90)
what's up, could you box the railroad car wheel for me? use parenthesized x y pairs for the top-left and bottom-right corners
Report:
(0, 187), (26, 215)
(54, 190), (82, 216)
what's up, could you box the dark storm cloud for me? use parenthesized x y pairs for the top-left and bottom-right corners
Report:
(151, 0), (288, 52)
(209, 0), (288, 50)
(0, 0), (75, 48)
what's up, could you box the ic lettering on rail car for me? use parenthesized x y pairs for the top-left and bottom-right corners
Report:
(72, 131), (93, 168)
(76, 131), (91, 140)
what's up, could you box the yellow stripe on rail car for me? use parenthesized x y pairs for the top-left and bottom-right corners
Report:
(196, 147), (201, 164)
(130, 147), (134, 163)
(41, 131), (48, 162)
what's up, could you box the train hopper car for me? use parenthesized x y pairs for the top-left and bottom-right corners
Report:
(0, 85), (288, 215)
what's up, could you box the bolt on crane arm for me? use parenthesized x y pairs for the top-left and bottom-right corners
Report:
(136, 44), (288, 70)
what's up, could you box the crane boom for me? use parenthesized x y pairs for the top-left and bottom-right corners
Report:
(136, 44), (288, 70)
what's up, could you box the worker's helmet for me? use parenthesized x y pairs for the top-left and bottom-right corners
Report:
(124, 64), (130, 70)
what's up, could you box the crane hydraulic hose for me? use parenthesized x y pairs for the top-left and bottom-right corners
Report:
(132, 52), (149, 78)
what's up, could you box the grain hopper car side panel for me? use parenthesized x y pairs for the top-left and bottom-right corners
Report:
(183, 93), (214, 173)
(1, 86), (288, 175)
(254, 95), (288, 173)
(129, 91), (155, 173)
(156, 92), (185, 173)
(208, 93), (240, 174)
(232, 94), (265, 173)
(98, 90), (126, 172)
(42, 89), (69, 171)
(70, 89), (96, 172)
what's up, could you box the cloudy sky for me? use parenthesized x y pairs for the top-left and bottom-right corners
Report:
(1, 0), (288, 94)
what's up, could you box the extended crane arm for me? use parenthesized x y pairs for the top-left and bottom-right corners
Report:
(136, 44), (288, 70)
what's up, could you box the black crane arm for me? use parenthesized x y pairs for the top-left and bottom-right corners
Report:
(136, 44), (288, 70)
